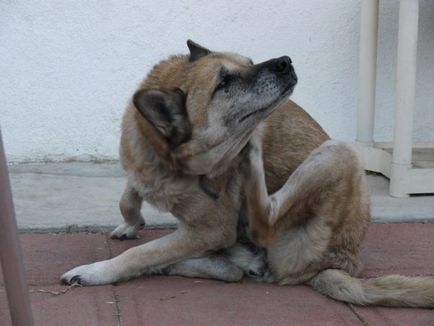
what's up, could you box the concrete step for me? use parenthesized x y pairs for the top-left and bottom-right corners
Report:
(8, 162), (434, 232)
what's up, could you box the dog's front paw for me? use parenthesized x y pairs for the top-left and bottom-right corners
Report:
(110, 219), (145, 240)
(60, 261), (115, 286)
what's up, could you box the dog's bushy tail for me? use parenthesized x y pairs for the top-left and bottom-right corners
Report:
(307, 269), (434, 308)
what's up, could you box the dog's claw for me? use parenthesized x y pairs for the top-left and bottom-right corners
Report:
(70, 275), (82, 285)
(60, 261), (116, 286)
(110, 221), (144, 240)
(61, 274), (81, 285)
(248, 270), (257, 277)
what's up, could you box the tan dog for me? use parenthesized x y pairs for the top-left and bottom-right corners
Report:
(62, 41), (434, 308)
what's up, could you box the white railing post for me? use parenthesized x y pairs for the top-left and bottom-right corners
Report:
(357, 0), (379, 146)
(390, 0), (419, 197)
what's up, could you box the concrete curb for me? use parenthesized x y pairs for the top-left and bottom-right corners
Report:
(8, 162), (434, 232)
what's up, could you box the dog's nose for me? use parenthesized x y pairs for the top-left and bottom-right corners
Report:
(274, 56), (292, 74)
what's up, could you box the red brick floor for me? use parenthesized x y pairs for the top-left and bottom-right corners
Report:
(1, 224), (434, 326)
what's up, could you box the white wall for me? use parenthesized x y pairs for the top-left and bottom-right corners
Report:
(1, 0), (433, 163)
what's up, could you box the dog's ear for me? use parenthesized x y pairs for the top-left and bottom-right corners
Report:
(187, 39), (211, 62)
(133, 88), (191, 148)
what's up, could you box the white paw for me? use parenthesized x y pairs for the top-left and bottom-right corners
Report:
(246, 255), (268, 279)
(60, 261), (116, 286)
(110, 219), (145, 240)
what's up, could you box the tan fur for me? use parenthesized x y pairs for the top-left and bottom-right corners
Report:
(60, 41), (434, 308)
(308, 270), (434, 308)
(242, 127), (434, 307)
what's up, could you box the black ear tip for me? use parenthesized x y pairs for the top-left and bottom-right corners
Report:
(132, 89), (145, 108)
(186, 39), (211, 62)
(186, 39), (198, 51)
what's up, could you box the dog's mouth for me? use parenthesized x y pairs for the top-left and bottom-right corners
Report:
(239, 106), (269, 123)
(238, 81), (296, 123)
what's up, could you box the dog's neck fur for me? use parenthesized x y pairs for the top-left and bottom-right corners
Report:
(121, 109), (242, 209)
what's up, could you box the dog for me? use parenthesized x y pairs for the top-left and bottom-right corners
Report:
(62, 40), (434, 307)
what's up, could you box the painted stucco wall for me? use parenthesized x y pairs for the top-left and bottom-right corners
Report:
(1, 0), (433, 163)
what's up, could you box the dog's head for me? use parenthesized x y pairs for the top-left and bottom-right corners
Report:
(133, 40), (297, 177)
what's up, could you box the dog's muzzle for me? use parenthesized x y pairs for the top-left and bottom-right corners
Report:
(270, 56), (298, 86)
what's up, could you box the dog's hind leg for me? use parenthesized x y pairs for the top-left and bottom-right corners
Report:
(161, 255), (244, 282)
(111, 183), (145, 240)
(158, 243), (267, 282)
(242, 137), (369, 247)
(225, 244), (268, 279)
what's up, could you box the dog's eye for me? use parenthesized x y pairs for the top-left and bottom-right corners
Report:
(215, 75), (233, 93)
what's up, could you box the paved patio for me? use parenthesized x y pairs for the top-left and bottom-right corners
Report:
(1, 224), (434, 326)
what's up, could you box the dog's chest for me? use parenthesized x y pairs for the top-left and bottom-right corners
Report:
(128, 171), (197, 213)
